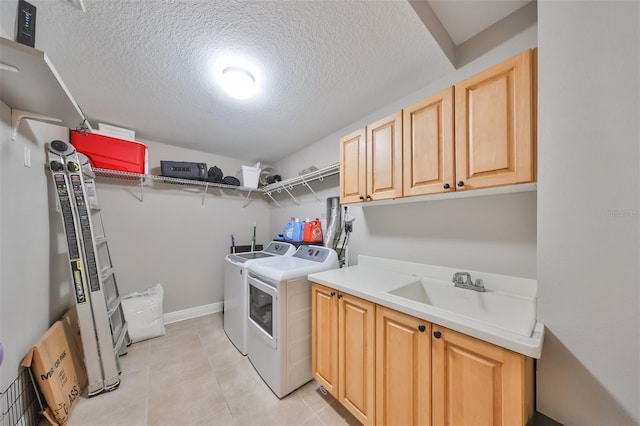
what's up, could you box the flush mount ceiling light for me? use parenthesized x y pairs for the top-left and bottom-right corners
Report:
(222, 66), (257, 100)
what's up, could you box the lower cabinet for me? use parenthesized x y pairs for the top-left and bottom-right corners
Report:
(311, 283), (339, 396)
(313, 284), (535, 426)
(376, 306), (431, 426)
(431, 325), (535, 426)
(311, 284), (376, 425)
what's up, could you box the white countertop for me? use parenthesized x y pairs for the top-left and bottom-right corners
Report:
(308, 256), (545, 358)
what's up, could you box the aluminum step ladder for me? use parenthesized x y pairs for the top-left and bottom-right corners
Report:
(46, 140), (130, 397)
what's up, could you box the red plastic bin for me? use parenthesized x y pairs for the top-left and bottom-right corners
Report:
(70, 130), (147, 174)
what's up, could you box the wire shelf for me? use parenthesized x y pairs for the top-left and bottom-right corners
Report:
(93, 169), (258, 191)
(261, 163), (339, 193)
(261, 163), (339, 207)
(92, 163), (340, 207)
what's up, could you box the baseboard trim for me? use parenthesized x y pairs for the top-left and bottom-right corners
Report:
(163, 302), (223, 325)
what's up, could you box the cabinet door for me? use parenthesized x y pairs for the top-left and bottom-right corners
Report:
(338, 293), (376, 425)
(340, 128), (367, 204)
(431, 326), (534, 426)
(376, 306), (430, 426)
(311, 284), (339, 397)
(454, 49), (535, 190)
(403, 87), (455, 196)
(367, 112), (403, 201)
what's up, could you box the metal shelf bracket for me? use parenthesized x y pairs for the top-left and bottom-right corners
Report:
(139, 175), (144, 203)
(300, 175), (321, 202)
(242, 189), (256, 208)
(201, 182), (209, 207)
(276, 182), (301, 206)
(11, 109), (61, 141)
(264, 191), (282, 208)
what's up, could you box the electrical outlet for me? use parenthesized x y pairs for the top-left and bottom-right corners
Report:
(23, 147), (31, 167)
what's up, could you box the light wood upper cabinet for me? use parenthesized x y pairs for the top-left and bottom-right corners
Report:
(454, 49), (535, 190)
(311, 284), (376, 425)
(376, 306), (431, 426)
(340, 112), (403, 204)
(431, 325), (534, 426)
(340, 49), (537, 203)
(339, 128), (367, 204)
(403, 87), (455, 196)
(366, 112), (403, 201)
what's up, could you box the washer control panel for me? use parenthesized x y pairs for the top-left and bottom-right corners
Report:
(264, 242), (295, 256)
(293, 245), (332, 263)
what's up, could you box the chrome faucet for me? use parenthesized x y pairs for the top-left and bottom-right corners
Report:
(452, 272), (485, 292)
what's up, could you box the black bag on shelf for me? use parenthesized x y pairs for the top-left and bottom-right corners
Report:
(207, 166), (224, 183)
(222, 176), (241, 186)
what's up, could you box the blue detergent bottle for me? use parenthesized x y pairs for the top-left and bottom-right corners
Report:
(283, 217), (296, 241)
(292, 218), (304, 242)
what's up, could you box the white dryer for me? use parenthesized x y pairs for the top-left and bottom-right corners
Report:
(223, 241), (295, 355)
(246, 245), (339, 398)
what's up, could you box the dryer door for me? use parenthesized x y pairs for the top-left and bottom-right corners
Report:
(248, 276), (278, 349)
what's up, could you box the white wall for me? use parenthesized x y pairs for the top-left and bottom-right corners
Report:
(273, 21), (538, 279)
(266, 179), (339, 244)
(537, 2), (640, 424)
(94, 139), (271, 314)
(0, 1), (11, 39)
(0, 104), (73, 390)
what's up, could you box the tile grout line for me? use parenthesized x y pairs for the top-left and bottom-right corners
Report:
(215, 375), (238, 426)
(144, 342), (151, 426)
(203, 314), (240, 425)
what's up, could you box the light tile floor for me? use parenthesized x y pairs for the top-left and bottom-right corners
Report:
(67, 313), (360, 426)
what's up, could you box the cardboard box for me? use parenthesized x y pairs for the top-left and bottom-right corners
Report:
(60, 308), (86, 385)
(22, 309), (87, 425)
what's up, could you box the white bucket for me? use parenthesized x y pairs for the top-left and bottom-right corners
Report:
(240, 165), (260, 188)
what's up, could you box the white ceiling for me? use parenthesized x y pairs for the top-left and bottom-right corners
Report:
(429, 0), (532, 45)
(0, 0), (533, 164)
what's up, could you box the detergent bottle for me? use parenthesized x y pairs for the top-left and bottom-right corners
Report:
(302, 218), (312, 242)
(303, 218), (323, 242)
(292, 218), (304, 242)
(310, 218), (323, 242)
(283, 217), (296, 241)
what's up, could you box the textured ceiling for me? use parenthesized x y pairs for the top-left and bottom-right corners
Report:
(0, 0), (529, 163)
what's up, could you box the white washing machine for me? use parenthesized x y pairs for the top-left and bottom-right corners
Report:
(246, 245), (339, 398)
(223, 241), (296, 355)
